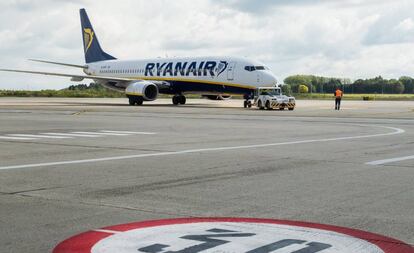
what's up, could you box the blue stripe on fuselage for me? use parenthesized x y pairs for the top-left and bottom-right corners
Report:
(159, 80), (255, 95)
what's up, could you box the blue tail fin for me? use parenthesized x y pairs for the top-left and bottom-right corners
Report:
(80, 9), (116, 63)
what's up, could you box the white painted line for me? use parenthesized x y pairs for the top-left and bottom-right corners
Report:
(100, 130), (156, 135)
(42, 133), (101, 138)
(0, 125), (404, 171)
(71, 131), (129, 136)
(0, 136), (37, 140)
(92, 229), (121, 234)
(366, 155), (414, 165)
(7, 134), (71, 139)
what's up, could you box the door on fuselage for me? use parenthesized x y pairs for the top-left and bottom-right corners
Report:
(227, 62), (236, 81)
(256, 72), (262, 84)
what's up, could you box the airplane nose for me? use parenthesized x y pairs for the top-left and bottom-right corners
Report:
(266, 72), (278, 86)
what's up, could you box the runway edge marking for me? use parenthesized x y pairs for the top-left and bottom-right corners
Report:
(366, 154), (414, 165)
(0, 125), (405, 171)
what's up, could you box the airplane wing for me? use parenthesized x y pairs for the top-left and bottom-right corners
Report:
(0, 68), (171, 90)
(0, 69), (134, 82)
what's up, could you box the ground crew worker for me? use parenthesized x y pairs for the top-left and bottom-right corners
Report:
(334, 88), (343, 110)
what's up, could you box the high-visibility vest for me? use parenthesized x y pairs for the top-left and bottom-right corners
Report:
(335, 90), (343, 98)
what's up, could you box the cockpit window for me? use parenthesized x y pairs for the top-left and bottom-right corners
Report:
(244, 66), (255, 71)
(245, 65), (267, 71)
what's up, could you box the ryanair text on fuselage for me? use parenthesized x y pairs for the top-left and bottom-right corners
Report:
(144, 61), (228, 77)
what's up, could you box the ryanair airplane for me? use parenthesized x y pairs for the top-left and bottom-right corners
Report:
(0, 9), (278, 106)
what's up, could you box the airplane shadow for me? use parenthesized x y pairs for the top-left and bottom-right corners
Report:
(59, 101), (242, 109)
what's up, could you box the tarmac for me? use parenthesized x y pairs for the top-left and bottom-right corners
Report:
(0, 97), (413, 252)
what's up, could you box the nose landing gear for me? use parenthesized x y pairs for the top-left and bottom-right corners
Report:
(243, 100), (252, 108)
(243, 94), (253, 108)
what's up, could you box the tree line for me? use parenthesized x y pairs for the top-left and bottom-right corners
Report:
(283, 75), (414, 94)
(0, 83), (124, 98)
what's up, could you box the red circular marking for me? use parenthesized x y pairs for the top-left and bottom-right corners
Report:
(53, 217), (414, 253)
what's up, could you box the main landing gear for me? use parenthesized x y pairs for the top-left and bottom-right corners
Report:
(128, 96), (143, 106)
(172, 95), (186, 105)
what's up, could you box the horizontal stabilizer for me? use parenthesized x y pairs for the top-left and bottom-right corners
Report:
(29, 59), (87, 69)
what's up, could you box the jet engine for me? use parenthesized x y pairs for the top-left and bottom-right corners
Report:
(125, 81), (158, 101)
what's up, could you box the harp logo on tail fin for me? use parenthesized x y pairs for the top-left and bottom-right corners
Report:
(83, 28), (94, 52)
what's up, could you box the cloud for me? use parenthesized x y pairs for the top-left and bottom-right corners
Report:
(0, 0), (413, 89)
(211, 0), (389, 14)
(211, 0), (327, 14)
(363, 2), (414, 45)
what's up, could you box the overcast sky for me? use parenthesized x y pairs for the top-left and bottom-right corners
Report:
(0, 0), (413, 90)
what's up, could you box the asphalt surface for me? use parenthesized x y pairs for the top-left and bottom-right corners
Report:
(0, 97), (413, 252)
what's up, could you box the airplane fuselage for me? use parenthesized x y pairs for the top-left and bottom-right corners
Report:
(87, 56), (278, 97)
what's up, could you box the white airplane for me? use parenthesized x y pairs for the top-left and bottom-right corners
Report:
(0, 9), (278, 107)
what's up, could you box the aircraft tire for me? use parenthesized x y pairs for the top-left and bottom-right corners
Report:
(172, 96), (180, 105)
(179, 96), (186, 105)
(136, 97), (143, 105)
(129, 97), (135, 106)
